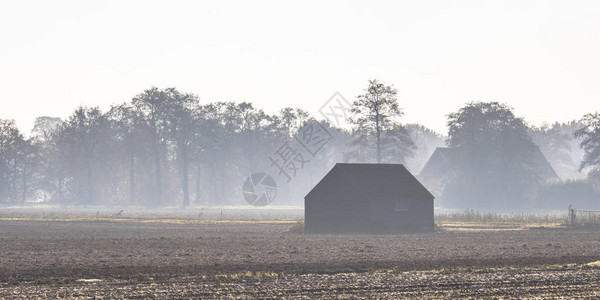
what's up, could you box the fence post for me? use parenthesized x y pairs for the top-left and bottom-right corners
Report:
(568, 204), (575, 226)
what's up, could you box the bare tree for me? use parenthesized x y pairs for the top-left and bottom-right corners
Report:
(349, 79), (414, 163)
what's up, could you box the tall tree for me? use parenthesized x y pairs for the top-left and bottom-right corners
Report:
(59, 107), (112, 204)
(33, 118), (69, 203)
(444, 102), (541, 209)
(163, 88), (200, 208)
(238, 103), (281, 173)
(132, 87), (171, 205)
(31, 117), (63, 142)
(107, 103), (149, 205)
(349, 79), (414, 163)
(575, 113), (600, 179)
(277, 107), (309, 139)
(202, 102), (247, 204)
(0, 120), (29, 203)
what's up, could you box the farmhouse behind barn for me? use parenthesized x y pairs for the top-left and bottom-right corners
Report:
(305, 163), (434, 233)
(420, 146), (558, 185)
(418, 146), (559, 200)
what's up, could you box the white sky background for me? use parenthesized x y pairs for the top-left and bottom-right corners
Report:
(1, 0), (600, 135)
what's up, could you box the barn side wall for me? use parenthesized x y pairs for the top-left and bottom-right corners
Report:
(368, 198), (434, 232)
(307, 194), (434, 233)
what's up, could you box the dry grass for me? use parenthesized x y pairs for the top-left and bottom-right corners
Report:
(570, 211), (600, 228)
(435, 210), (568, 226)
(585, 261), (600, 268)
(284, 220), (305, 233)
(0, 217), (296, 225)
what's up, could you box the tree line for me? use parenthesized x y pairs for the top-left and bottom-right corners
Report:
(1, 80), (600, 209)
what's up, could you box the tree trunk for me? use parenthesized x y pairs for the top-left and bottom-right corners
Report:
(10, 159), (17, 203)
(86, 158), (94, 204)
(211, 166), (217, 206)
(21, 162), (28, 204)
(129, 154), (136, 204)
(154, 147), (162, 205)
(376, 114), (382, 164)
(180, 142), (190, 208)
(220, 160), (226, 204)
(195, 165), (202, 205)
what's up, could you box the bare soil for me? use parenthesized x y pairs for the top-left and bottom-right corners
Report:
(0, 219), (599, 298)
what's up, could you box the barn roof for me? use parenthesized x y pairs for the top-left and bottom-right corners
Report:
(306, 163), (434, 201)
(530, 146), (559, 179)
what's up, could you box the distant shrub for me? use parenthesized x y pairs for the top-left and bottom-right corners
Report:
(535, 179), (600, 210)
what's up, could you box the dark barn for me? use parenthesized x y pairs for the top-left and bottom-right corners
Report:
(304, 163), (434, 234)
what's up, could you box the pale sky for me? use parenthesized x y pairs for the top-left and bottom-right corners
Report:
(1, 0), (600, 135)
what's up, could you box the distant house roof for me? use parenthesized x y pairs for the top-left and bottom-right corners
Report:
(419, 146), (558, 181)
(306, 163), (434, 201)
(530, 146), (559, 179)
(419, 148), (464, 181)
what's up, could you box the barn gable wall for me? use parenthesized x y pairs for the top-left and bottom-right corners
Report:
(305, 167), (371, 233)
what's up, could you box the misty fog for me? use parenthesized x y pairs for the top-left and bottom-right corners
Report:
(4, 1), (600, 298)
(1, 83), (599, 213)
